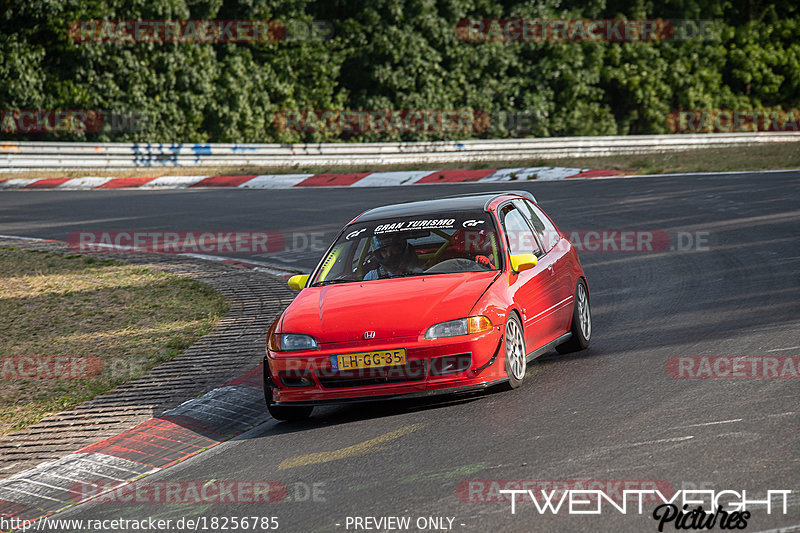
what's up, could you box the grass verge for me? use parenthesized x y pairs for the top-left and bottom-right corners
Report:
(0, 142), (798, 181)
(0, 247), (228, 435)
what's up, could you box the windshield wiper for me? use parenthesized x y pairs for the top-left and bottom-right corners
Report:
(311, 278), (355, 286)
(384, 273), (422, 279)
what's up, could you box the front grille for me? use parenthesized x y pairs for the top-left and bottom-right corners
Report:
(316, 360), (427, 388)
(278, 369), (315, 387)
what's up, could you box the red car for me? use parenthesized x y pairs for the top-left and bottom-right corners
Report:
(263, 191), (591, 420)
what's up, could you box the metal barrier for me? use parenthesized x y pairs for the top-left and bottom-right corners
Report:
(1, 132), (797, 171)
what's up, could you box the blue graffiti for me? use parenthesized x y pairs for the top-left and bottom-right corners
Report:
(130, 143), (181, 167)
(191, 143), (212, 163)
(231, 145), (257, 153)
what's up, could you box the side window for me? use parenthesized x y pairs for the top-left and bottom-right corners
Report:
(514, 199), (560, 252)
(501, 205), (542, 257)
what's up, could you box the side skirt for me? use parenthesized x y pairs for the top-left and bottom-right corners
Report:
(525, 332), (572, 363)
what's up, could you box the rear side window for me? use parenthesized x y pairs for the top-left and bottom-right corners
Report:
(514, 199), (560, 252)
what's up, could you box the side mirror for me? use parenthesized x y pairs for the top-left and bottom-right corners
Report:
(288, 274), (310, 291)
(510, 254), (538, 272)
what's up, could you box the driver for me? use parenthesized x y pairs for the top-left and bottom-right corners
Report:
(364, 234), (423, 280)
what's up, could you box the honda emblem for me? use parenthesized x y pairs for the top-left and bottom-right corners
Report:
(363, 331), (375, 340)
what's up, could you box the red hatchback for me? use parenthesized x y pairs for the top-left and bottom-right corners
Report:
(263, 191), (591, 420)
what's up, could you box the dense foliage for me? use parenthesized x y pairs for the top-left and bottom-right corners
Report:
(1, 0), (798, 142)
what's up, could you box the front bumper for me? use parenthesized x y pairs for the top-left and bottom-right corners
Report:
(265, 328), (505, 404)
(270, 380), (509, 407)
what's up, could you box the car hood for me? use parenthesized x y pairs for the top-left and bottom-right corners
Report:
(279, 271), (498, 344)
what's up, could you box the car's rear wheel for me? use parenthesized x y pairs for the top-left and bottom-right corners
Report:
(265, 390), (313, 422)
(501, 313), (526, 389)
(556, 279), (591, 354)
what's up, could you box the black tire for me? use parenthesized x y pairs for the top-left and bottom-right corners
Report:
(265, 388), (313, 421)
(267, 401), (313, 422)
(499, 313), (526, 390)
(556, 279), (591, 354)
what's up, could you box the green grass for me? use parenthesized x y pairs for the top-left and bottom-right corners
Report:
(0, 248), (228, 434)
(543, 142), (800, 175)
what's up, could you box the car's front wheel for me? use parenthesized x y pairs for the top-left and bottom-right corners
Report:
(556, 279), (591, 354)
(265, 390), (313, 422)
(501, 313), (526, 389)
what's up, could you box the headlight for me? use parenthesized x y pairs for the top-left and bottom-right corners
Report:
(270, 333), (318, 351)
(424, 316), (492, 339)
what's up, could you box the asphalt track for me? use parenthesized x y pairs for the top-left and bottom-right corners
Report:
(1, 171), (799, 532)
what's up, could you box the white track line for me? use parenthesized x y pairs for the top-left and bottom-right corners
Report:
(670, 419), (743, 429)
(627, 435), (695, 447)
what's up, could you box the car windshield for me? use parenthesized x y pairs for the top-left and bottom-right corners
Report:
(310, 211), (502, 285)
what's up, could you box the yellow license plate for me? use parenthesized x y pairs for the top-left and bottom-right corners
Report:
(332, 349), (407, 371)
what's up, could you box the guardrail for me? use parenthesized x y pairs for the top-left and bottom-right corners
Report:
(1, 132), (798, 171)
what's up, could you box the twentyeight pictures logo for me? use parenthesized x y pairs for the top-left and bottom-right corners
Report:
(459, 482), (792, 531)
